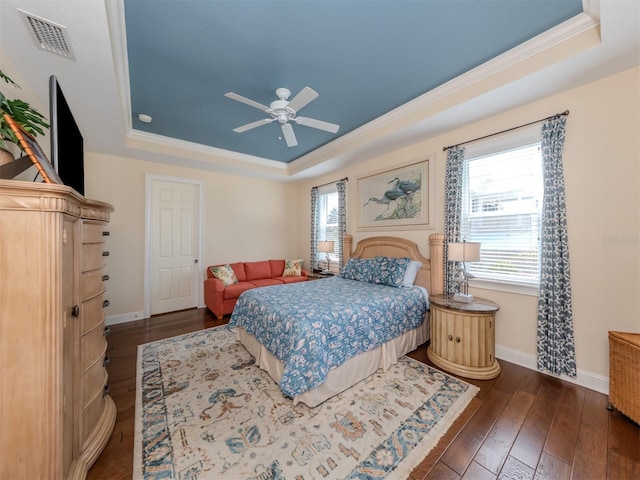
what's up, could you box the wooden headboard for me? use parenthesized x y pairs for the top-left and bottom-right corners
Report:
(343, 234), (444, 295)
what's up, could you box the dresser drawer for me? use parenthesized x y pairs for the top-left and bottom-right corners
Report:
(82, 294), (106, 334)
(82, 324), (108, 372)
(82, 269), (106, 301)
(81, 394), (106, 446)
(83, 243), (107, 272)
(83, 355), (108, 406)
(83, 222), (107, 243)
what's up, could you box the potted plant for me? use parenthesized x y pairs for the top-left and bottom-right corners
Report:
(0, 69), (49, 164)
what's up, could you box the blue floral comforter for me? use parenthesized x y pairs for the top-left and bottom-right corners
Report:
(229, 276), (429, 398)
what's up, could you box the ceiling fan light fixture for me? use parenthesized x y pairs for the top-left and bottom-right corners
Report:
(275, 87), (291, 100)
(226, 86), (340, 147)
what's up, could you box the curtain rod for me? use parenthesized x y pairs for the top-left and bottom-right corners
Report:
(312, 176), (348, 189)
(442, 110), (569, 152)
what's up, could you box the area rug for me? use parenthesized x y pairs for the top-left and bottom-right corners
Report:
(134, 326), (478, 480)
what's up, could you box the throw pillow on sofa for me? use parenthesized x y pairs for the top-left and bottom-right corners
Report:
(283, 259), (303, 277)
(210, 264), (238, 286)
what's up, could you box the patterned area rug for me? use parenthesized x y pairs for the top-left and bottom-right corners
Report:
(134, 326), (478, 479)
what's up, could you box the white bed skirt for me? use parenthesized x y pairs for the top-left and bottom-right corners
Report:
(235, 314), (430, 407)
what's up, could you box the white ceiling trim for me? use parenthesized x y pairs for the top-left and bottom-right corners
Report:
(287, 9), (600, 176)
(105, 0), (294, 176)
(105, 0), (600, 180)
(104, 0), (132, 145)
(126, 129), (288, 171)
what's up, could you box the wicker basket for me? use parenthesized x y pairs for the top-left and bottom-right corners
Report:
(608, 331), (640, 425)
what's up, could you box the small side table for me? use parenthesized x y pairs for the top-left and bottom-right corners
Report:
(427, 294), (500, 380)
(307, 272), (334, 280)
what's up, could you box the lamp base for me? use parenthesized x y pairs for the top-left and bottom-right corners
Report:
(453, 293), (474, 303)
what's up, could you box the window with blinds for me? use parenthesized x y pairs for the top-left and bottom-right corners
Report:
(461, 142), (543, 286)
(317, 187), (340, 272)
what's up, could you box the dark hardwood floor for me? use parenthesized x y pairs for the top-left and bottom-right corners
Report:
(88, 308), (639, 480)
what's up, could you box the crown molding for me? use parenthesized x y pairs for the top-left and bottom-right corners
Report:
(289, 10), (600, 175)
(106, 1), (600, 179)
(126, 129), (288, 171)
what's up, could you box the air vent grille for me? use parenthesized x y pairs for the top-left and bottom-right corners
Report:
(19, 9), (76, 60)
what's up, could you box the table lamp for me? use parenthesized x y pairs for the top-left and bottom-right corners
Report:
(317, 240), (335, 274)
(448, 241), (481, 303)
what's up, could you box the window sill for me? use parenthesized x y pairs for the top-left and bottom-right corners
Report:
(469, 278), (539, 297)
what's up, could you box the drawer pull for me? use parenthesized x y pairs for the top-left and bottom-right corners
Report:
(102, 274), (110, 281)
(448, 335), (453, 341)
(102, 231), (110, 236)
(456, 336), (461, 343)
(103, 356), (111, 367)
(102, 251), (110, 257)
(103, 300), (110, 308)
(103, 385), (110, 397)
(103, 326), (111, 336)
(71, 305), (80, 317)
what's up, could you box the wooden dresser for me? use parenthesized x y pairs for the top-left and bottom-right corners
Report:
(0, 180), (116, 479)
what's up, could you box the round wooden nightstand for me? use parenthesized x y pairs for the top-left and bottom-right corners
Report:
(427, 294), (501, 380)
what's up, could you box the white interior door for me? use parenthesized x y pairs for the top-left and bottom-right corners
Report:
(149, 178), (200, 315)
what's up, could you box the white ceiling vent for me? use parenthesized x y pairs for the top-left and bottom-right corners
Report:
(18, 9), (76, 60)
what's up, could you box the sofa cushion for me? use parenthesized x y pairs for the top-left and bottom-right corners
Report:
(250, 278), (284, 288)
(223, 281), (255, 300)
(270, 259), (285, 277)
(277, 275), (308, 284)
(245, 261), (272, 281)
(230, 262), (246, 282)
(283, 259), (304, 277)
(210, 264), (238, 286)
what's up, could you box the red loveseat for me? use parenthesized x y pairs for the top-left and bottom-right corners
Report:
(204, 259), (308, 319)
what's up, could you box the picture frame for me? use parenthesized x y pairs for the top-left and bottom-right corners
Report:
(357, 157), (434, 229)
(3, 114), (62, 184)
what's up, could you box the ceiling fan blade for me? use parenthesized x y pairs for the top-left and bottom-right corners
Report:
(294, 116), (340, 134)
(225, 92), (270, 111)
(286, 87), (318, 113)
(233, 118), (273, 133)
(281, 123), (298, 147)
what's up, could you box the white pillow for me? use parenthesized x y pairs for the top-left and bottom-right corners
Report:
(401, 261), (422, 287)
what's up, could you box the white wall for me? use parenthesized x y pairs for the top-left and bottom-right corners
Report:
(295, 66), (640, 392)
(84, 153), (297, 318)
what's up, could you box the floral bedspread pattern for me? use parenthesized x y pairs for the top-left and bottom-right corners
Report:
(229, 276), (429, 397)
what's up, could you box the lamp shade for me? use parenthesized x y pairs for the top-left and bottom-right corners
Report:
(447, 241), (481, 262)
(317, 241), (335, 253)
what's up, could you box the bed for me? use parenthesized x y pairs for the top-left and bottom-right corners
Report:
(229, 233), (444, 407)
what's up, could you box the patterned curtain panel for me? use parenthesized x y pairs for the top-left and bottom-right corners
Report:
(310, 187), (319, 271)
(443, 146), (466, 295)
(337, 180), (347, 267)
(537, 115), (577, 377)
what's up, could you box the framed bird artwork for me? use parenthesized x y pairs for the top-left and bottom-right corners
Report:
(357, 157), (433, 229)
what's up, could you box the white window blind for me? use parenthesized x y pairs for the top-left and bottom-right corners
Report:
(461, 142), (543, 285)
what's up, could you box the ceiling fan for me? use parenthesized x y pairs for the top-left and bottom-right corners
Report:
(225, 87), (340, 147)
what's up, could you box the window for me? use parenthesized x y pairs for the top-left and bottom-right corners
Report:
(461, 127), (543, 289)
(316, 185), (339, 271)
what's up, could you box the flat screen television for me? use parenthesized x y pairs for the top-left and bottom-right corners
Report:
(49, 75), (84, 195)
